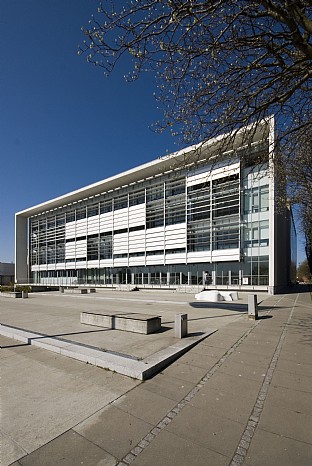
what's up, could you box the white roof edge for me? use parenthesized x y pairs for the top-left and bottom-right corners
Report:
(16, 118), (271, 217)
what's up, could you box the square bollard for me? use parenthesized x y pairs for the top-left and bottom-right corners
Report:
(248, 294), (258, 320)
(175, 313), (188, 338)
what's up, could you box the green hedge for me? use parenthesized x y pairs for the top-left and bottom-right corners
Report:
(0, 285), (32, 293)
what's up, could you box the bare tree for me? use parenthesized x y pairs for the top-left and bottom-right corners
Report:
(79, 0), (312, 151)
(297, 259), (311, 282)
(287, 128), (312, 269)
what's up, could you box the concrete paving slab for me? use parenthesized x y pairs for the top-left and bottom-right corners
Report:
(74, 405), (153, 460)
(17, 430), (117, 466)
(189, 386), (256, 423)
(188, 343), (227, 359)
(175, 351), (219, 370)
(271, 369), (312, 393)
(204, 371), (262, 396)
(131, 429), (229, 466)
(275, 358), (312, 377)
(234, 340), (279, 356)
(139, 372), (195, 402)
(218, 360), (267, 382)
(1, 335), (139, 460)
(263, 385), (312, 416)
(165, 404), (245, 457)
(258, 403), (312, 444)
(195, 332), (242, 349)
(0, 431), (27, 466)
(159, 361), (208, 384)
(246, 428), (312, 466)
(225, 349), (273, 368)
(277, 348), (312, 365)
(112, 387), (177, 425)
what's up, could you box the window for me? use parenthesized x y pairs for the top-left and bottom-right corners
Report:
(129, 190), (145, 206)
(212, 175), (239, 218)
(87, 235), (99, 261)
(76, 207), (86, 220)
(146, 184), (163, 202)
(66, 211), (75, 223)
(212, 216), (239, 250)
(187, 182), (210, 222)
(260, 186), (269, 211)
(99, 234), (112, 259)
(87, 204), (99, 217)
(114, 195), (128, 210)
(100, 199), (112, 214)
(187, 222), (211, 252)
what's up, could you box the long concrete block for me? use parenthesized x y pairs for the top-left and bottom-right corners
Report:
(80, 312), (161, 334)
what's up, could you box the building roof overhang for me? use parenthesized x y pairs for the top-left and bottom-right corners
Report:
(16, 118), (271, 218)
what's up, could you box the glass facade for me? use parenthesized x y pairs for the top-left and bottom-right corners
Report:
(27, 151), (274, 288)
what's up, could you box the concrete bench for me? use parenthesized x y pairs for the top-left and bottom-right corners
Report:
(80, 312), (161, 334)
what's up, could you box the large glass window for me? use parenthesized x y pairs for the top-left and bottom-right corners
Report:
(212, 216), (239, 249)
(114, 195), (128, 210)
(187, 222), (211, 251)
(129, 189), (145, 206)
(244, 185), (269, 214)
(87, 234), (99, 261)
(100, 199), (112, 214)
(87, 204), (99, 217)
(99, 233), (112, 259)
(187, 182), (210, 222)
(212, 175), (239, 218)
(76, 207), (86, 220)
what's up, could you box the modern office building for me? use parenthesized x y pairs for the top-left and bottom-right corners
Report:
(15, 117), (296, 293)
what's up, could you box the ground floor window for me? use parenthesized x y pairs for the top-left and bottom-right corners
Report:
(31, 258), (269, 287)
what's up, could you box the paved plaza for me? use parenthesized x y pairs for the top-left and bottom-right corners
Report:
(1, 287), (312, 465)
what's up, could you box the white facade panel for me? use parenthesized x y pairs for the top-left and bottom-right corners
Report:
(75, 240), (87, 257)
(65, 222), (76, 239)
(113, 258), (128, 267)
(128, 205), (146, 227)
(100, 213), (113, 232)
(129, 257), (146, 266)
(113, 209), (128, 228)
(211, 162), (240, 181)
(76, 261), (87, 268)
(187, 170), (211, 187)
(65, 244), (76, 259)
(165, 254), (186, 263)
(146, 256), (164, 265)
(99, 259), (113, 267)
(211, 249), (240, 262)
(55, 263), (65, 270)
(187, 252), (211, 263)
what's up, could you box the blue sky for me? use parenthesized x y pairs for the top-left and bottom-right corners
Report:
(0, 0), (306, 264)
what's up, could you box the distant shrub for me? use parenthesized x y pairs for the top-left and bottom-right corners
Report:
(0, 285), (32, 293)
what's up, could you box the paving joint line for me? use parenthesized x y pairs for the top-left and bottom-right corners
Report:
(229, 293), (299, 466)
(115, 300), (282, 465)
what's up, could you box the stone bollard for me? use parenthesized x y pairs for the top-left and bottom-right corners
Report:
(248, 294), (258, 320)
(59, 287), (64, 293)
(175, 313), (188, 338)
(22, 291), (28, 299)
